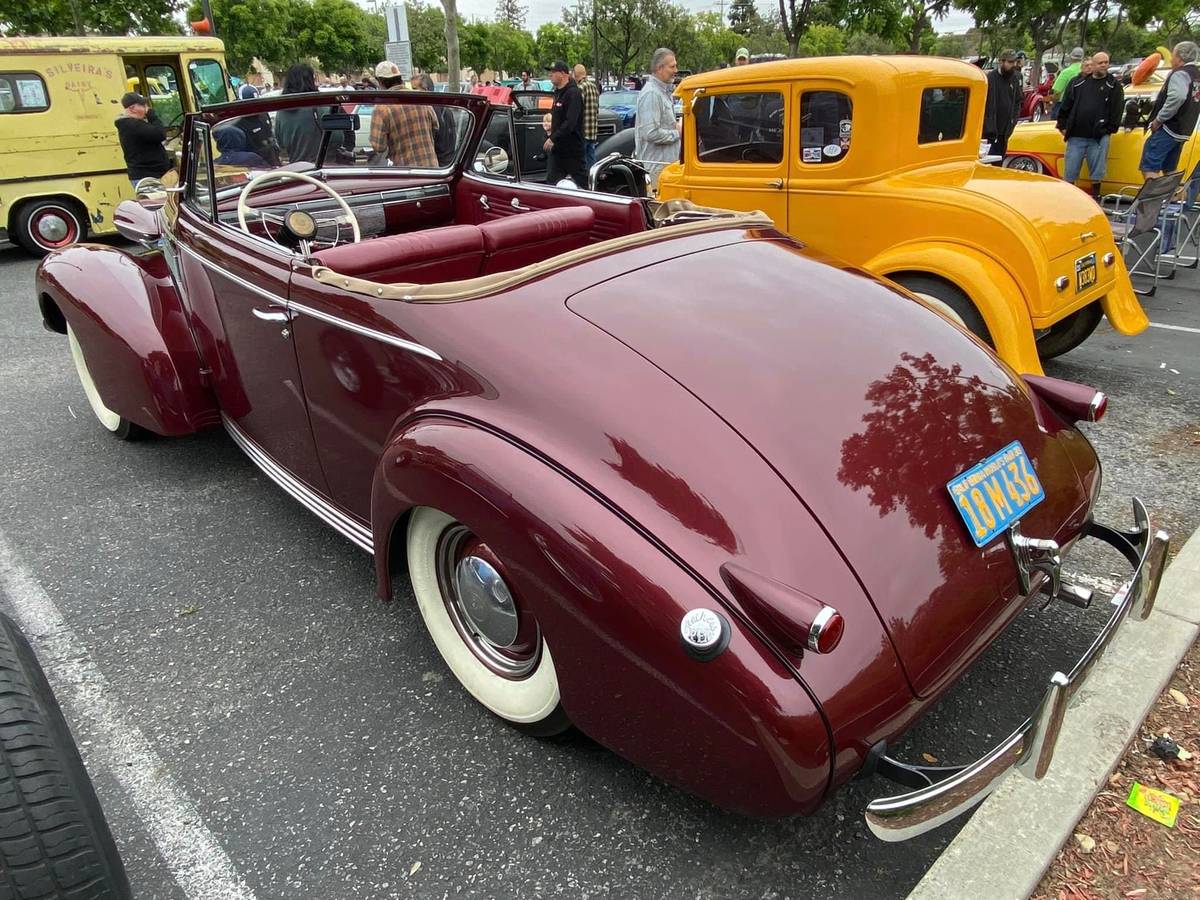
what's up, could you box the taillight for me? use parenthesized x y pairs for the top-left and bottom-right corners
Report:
(808, 606), (844, 654)
(1023, 374), (1107, 424)
(719, 562), (844, 655)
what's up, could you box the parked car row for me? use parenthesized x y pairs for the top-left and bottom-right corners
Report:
(35, 58), (1167, 847)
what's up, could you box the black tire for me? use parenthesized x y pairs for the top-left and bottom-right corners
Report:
(891, 274), (993, 345)
(13, 200), (87, 257)
(1036, 302), (1104, 359)
(0, 612), (131, 899)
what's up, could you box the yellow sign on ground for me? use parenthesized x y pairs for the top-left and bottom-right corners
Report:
(1126, 781), (1180, 828)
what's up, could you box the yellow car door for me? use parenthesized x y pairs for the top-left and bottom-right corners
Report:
(682, 85), (790, 228)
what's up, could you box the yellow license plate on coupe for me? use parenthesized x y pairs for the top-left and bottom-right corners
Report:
(946, 441), (1044, 547)
(1076, 252), (1097, 292)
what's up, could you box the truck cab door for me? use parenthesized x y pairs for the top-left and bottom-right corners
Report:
(684, 86), (789, 228)
(786, 84), (856, 251)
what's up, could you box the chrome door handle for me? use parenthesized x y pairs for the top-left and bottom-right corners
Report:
(252, 307), (290, 323)
(767, 178), (784, 189)
(510, 197), (532, 211)
(479, 195), (491, 210)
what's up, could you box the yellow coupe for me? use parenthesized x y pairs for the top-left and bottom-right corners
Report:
(656, 56), (1149, 374)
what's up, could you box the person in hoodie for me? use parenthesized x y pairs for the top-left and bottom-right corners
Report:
(114, 92), (171, 190)
(213, 126), (269, 168)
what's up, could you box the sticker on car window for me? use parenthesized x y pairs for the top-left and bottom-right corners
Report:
(839, 119), (851, 136)
(802, 147), (822, 162)
(823, 143), (841, 157)
(801, 127), (824, 148)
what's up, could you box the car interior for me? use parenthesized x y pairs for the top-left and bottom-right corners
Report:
(196, 100), (735, 292)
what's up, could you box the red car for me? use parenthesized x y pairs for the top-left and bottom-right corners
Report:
(35, 90), (1168, 840)
(1021, 71), (1056, 121)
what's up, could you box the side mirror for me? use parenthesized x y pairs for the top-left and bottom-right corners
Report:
(114, 199), (162, 246)
(474, 145), (510, 175)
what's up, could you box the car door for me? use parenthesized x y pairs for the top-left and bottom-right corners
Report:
(685, 86), (789, 228)
(784, 83), (859, 251)
(173, 122), (330, 493)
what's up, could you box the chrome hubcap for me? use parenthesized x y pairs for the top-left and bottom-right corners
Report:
(36, 213), (70, 242)
(454, 555), (519, 648)
(437, 526), (540, 678)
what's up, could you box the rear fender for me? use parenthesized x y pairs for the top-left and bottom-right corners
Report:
(371, 415), (833, 816)
(868, 243), (1044, 376)
(36, 245), (217, 435)
(1099, 254), (1150, 335)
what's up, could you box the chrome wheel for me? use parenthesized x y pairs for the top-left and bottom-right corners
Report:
(1003, 155), (1045, 174)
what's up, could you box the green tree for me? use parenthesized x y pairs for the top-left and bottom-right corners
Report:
(846, 31), (898, 54)
(0, 0), (181, 36)
(440, 0), (462, 90)
(407, 0), (449, 72)
(727, 0), (761, 34)
(458, 21), (492, 75)
(536, 21), (590, 68)
(797, 22), (844, 55)
(693, 10), (742, 68)
(186, 0), (295, 73)
(493, 22), (537, 73)
(495, 0), (526, 29)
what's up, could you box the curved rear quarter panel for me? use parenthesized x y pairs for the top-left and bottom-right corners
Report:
(36, 244), (217, 435)
(374, 417), (834, 816)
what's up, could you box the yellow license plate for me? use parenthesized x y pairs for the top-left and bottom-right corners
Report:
(1076, 253), (1097, 292)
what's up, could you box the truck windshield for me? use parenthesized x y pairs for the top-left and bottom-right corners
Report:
(188, 58), (228, 108)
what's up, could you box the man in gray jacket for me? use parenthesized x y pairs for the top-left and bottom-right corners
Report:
(635, 47), (680, 190)
(1139, 41), (1200, 176)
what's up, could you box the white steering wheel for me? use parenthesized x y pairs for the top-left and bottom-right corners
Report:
(237, 169), (361, 244)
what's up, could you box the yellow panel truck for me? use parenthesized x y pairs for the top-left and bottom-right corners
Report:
(0, 36), (231, 254)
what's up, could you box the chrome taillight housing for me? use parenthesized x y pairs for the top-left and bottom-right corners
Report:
(1023, 374), (1107, 424)
(719, 563), (844, 655)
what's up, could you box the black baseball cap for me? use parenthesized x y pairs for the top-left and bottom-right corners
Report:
(121, 91), (148, 108)
(546, 60), (570, 73)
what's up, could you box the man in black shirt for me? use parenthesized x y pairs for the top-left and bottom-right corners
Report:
(114, 92), (171, 191)
(1057, 51), (1123, 196)
(543, 59), (586, 187)
(983, 49), (1023, 161)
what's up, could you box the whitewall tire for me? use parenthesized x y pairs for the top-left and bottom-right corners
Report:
(406, 507), (569, 736)
(67, 326), (137, 440)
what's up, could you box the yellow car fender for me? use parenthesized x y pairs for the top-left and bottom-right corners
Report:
(865, 243), (1045, 376)
(1098, 254), (1150, 336)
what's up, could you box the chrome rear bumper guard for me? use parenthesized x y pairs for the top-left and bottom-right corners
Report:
(864, 498), (1169, 842)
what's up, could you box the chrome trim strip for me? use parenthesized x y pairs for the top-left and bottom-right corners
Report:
(288, 301), (443, 361)
(807, 605), (838, 652)
(180, 245), (289, 305)
(864, 497), (1169, 842)
(223, 414), (374, 554)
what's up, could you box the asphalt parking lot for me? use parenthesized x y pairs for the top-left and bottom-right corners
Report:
(0, 237), (1197, 899)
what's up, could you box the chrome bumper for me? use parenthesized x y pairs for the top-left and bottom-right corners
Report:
(864, 498), (1169, 842)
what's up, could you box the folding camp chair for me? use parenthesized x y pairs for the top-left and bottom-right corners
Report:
(1159, 160), (1200, 273)
(1101, 170), (1184, 296)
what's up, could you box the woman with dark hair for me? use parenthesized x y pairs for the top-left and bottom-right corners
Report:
(274, 62), (343, 163)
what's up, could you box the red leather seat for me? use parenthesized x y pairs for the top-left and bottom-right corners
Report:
(312, 224), (484, 283)
(478, 207), (596, 275)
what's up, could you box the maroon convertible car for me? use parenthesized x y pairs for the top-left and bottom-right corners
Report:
(35, 89), (1168, 840)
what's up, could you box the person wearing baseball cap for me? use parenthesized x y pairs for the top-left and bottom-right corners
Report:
(114, 91), (171, 190)
(983, 49), (1023, 160)
(368, 59), (438, 168)
(735, 48), (750, 65)
(543, 59), (586, 186)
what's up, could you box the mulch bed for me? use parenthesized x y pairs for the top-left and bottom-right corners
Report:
(1033, 636), (1199, 899)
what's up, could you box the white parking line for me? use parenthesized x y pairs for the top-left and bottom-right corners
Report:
(1148, 321), (1200, 334)
(0, 533), (256, 900)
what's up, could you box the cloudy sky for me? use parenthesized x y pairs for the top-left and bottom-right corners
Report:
(378, 0), (974, 35)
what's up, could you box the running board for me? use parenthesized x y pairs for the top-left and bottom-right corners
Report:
(223, 415), (374, 554)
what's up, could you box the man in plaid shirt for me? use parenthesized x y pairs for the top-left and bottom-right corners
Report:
(574, 63), (600, 168)
(369, 60), (439, 168)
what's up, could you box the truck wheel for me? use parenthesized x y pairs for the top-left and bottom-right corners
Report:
(0, 611), (131, 899)
(67, 326), (141, 440)
(1002, 155), (1046, 175)
(1036, 302), (1104, 359)
(13, 200), (87, 257)
(892, 274), (993, 345)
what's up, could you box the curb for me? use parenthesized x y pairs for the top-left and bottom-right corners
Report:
(907, 526), (1200, 900)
